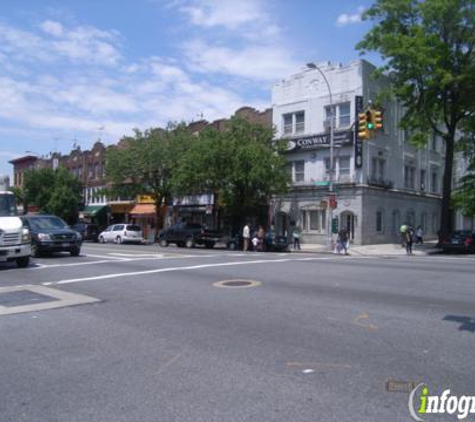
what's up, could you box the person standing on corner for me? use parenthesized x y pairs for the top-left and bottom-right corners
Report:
(292, 226), (301, 251)
(257, 225), (265, 252)
(243, 223), (250, 251)
(416, 225), (424, 244)
(405, 225), (414, 255)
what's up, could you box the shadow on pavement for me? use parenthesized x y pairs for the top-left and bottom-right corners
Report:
(443, 315), (475, 333)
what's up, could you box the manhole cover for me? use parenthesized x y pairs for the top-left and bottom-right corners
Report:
(0, 291), (59, 307)
(213, 279), (261, 289)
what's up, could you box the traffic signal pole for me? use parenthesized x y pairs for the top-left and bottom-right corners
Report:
(307, 62), (334, 251)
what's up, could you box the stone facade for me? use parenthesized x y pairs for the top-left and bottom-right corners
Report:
(271, 60), (444, 245)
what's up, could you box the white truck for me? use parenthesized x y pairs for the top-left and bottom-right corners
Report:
(0, 175), (31, 268)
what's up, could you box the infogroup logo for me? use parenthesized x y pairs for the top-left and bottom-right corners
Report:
(408, 383), (475, 421)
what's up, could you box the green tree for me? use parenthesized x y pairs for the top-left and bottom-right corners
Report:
(357, 0), (475, 237)
(23, 167), (83, 223)
(173, 116), (289, 230)
(105, 124), (192, 232)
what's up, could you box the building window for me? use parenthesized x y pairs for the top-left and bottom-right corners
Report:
(392, 210), (400, 235)
(283, 114), (293, 135)
(420, 169), (426, 191)
(282, 111), (305, 135)
(325, 102), (351, 129)
(431, 167), (439, 193)
(338, 156), (351, 177)
(376, 210), (384, 232)
(302, 209), (326, 233)
(404, 165), (415, 189)
(95, 163), (100, 180)
(287, 160), (305, 183)
(431, 132), (438, 152)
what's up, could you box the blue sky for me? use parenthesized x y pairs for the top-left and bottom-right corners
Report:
(0, 0), (379, 178)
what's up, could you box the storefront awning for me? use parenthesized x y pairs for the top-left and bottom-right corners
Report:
(130, 204), (156, 217)
(82, 205), (109, 217)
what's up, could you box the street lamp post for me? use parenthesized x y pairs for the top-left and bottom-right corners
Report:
(307, 63), (334, 251)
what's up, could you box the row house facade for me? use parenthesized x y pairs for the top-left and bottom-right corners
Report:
(271, 60), (444, 245)
(9, 107), (273, 236)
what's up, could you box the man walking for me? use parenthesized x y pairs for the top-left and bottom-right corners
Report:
(242, 223), (250, 251)
(338, 227), (349, 255)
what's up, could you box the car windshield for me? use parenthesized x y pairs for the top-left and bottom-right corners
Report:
(0, 194), (17, 217)
(126, 225), (141, 231)
(29, 216), (68, 230)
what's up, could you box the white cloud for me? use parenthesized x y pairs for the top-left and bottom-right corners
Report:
(179, 0), (265, 30)
(182, 39), (299, 81)
(336, 6), (365, 27)
(0, 21), (121, 66)
(40, 20), (64, 36)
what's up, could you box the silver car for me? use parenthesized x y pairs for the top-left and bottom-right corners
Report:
(98, 224), (143, 244)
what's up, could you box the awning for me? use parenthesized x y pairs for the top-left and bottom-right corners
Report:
(82, 205), (109, 217)
(130, 204), (156, 217)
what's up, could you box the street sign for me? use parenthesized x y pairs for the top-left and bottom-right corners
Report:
(313, 181), (330, 186)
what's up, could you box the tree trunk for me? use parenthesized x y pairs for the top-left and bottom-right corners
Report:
(440, 134), (455, 240)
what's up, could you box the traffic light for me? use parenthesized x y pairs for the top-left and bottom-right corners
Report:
(373, 110), (383, 131)
(331, 217), (339, 234)
(358, 112), (369, 139)
(366, 110), (374, 131)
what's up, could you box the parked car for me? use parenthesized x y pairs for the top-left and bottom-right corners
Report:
(441, 230), (475, 254)
(72, 222), (100, 242)
(157, 222), (222, 248)
(21, 214), (83, 257)
(226, 231), (290, 252)
(98, 224), (144, 244)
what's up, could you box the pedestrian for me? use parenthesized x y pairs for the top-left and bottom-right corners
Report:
(400, 223), (408, 248)
(257, 225), (265, 252)
(251, 235), (259, 251)
(292, 226), (301, 251)
(242, 223), (250, 251)
(416, 225), (424, 244)
(338, 227), (349, 255)
(405, 226), (414, 255)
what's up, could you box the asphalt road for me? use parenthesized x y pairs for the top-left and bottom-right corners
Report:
(0, 243), (474, 422)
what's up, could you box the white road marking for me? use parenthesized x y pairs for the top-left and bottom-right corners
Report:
(84, 253), (130, 260)
(42, 257), (332, 286)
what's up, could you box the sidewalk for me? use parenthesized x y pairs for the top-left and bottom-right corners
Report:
(295, 241), (439, 256)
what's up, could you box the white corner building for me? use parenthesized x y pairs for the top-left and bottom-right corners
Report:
(271, 60), (444, 245)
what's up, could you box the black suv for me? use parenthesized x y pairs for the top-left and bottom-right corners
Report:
(21, 214), (83, 257)
(72, 222), (100, 242)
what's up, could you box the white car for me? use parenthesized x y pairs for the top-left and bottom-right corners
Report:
(98, 224), (144, 244)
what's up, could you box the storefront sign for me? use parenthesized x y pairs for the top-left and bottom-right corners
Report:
(173, 193), (214, 206)
(284, 130), (353, 152)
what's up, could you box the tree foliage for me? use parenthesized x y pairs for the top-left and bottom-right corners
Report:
(357, 0), (475, 234)
(23, 167), (83, 223)
(105, 124), (193, 228)
(172, 116), (290, 228)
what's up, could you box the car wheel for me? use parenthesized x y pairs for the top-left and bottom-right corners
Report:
(159, 239), (169, 247)
(185, 237), (195, 248)
(31, 243), (41, 258)
(70, 247), (80, 257)
(228, 241), (237, 251)
(116, 236), (122, 244)
(16, 256), (30, 268)
(99, 236), (105, 243)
